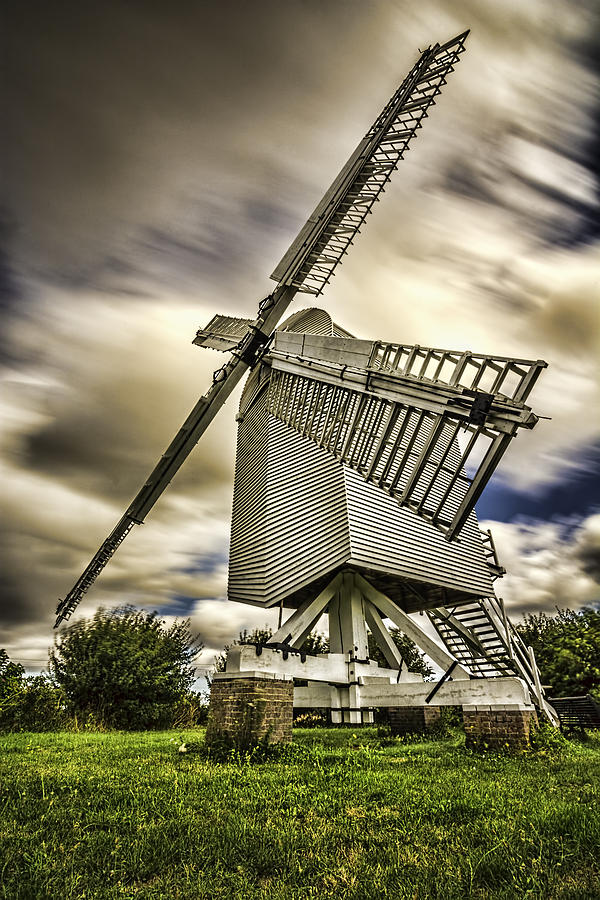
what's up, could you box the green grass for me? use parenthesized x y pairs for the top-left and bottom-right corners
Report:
(1, 728), (599, 899)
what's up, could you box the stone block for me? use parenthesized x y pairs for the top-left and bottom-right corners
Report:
(463, 707), (538, 750)
(206, 675), (294, 747)
(389, 705), (441, 735)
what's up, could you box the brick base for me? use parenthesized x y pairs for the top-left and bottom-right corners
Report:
(206, 676), (294, 747)
(463, 707), (538, 750)
(389, 706), (441, 735)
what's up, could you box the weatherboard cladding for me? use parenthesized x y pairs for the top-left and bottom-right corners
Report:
(229, 392), (494, 608)
(263, 413), (350, 603)
(229, 309), (352, 607)
(228, 384), (269, 602)
(228, 308), (494, 609)
(228, 387), (350, 608)
(344, 466), (492, 596)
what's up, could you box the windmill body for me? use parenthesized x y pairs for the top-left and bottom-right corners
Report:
(228, 308), (495, 614)
(199, 305), (556, 726)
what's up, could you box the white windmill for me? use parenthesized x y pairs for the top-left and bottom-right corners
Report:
(55, 32), (558, 739)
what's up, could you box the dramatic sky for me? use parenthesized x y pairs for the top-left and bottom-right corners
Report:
(3, 0), (599, 677)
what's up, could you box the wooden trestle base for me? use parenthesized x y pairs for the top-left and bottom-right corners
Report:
(206, 670), (539, 749)
(207, 572), (541, 749)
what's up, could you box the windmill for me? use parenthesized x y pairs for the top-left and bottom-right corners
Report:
(54, 32), (558, 734)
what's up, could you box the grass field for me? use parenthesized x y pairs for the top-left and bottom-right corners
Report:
(1, 727), (599, 899)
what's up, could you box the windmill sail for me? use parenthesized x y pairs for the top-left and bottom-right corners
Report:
(271, 31), (469, 295)
(193, 315), (256, 351)
(266, 332), (546, 539)
(54, 32), (470, 626)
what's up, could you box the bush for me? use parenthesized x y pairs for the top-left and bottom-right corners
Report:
(0, 671), (69, 732)
(529, 722), (570, 753)
(171, 692), (209, 728)
(294, 711), (327, 728)
(50, 607), (203, 730)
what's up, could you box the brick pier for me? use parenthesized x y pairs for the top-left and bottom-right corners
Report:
(389, 705), (442, 735)
(206, 674), (294, 747)
(463, 706), (538, 750)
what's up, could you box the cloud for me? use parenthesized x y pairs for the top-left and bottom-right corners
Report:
(3, 290), (237, 499)
(6, 1), (598, 295)
(0, 293), (238, 653)
(573, 514), (600, 581)
(481, 515), (600, 617)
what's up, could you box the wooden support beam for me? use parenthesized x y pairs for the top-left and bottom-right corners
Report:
(328, 590), (343, 654)
(294, 676), (534, 709)
(445, 433), (512, 539)
(343, 573), (369, 660)
(270, 573), (342, 647)
(354, 573), (471, 677)
(365, 600), (403, 669)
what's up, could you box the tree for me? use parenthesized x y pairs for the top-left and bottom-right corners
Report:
(0, 649), (25, 698)
(367, 628), (434, 678)
(50, 607), (203, 729)
(0, 649), (25, 730)
(516, 607), (600, 699)
(0, 651), (68, 732)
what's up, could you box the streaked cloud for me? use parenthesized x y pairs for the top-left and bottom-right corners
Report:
(482, 514), (600, 615)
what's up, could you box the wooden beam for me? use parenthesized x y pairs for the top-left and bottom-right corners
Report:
(270, 573), (342, 647)
(365, 600), (403, 669)
(354, 573), (471, 677)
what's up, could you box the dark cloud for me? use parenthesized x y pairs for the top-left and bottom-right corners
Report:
(477, 440), (600, 523)
(158, 594), (203, 619)
(576, 541), (600, 581)
(0, 213), (22, 309)
(0, 567), (34, 629)
(482, 514), (600, 617)
(4, 0), (372, 290)
(22, 365), (236, 504)
(563, 3), (600, 246)
(438, 127), (599, 248)
(0, 524), (80, 632)
(572, 514), (600, 581)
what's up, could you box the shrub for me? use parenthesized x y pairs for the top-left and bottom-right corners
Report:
(50, 607), (203, 730)
(171, 692), (209, 728)
(294, 711), (327, 728)
(517, 607), (600, 698)
(0, 671), (69, 732)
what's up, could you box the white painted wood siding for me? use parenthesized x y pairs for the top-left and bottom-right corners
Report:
(227, 378), (269, 605)
(229, 394), (494, 609)
(228, 308), (495, 612)
(345, 466), (494, 610)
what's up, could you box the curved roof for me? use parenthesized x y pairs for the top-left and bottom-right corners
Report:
(279, 307), (354, 339)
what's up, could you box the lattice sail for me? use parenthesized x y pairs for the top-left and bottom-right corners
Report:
(266, 333), (546, 539)
(193, 315), (256, 351)
(270, 32), (469, 295)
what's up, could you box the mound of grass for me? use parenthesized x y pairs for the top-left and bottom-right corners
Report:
(1, 728), (599, 898)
